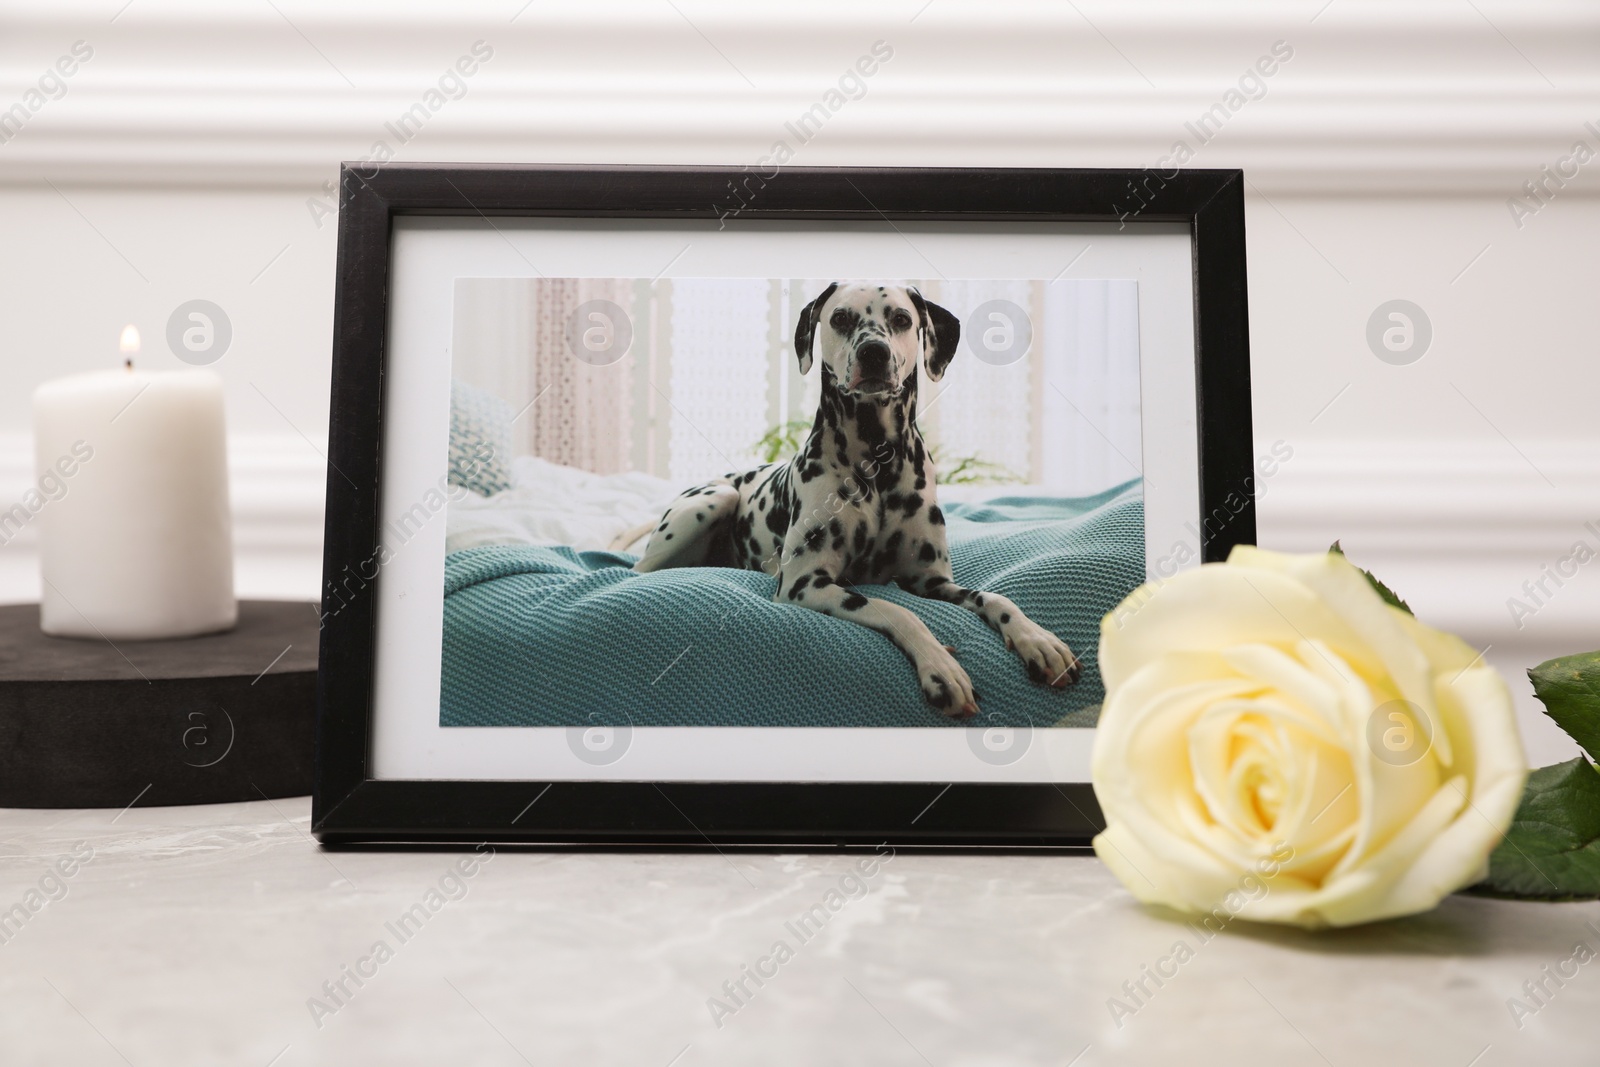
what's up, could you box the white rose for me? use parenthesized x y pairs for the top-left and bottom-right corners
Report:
(1091, 546), (1527, 928)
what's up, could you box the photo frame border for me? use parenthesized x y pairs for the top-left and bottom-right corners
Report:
(315, 164), (1254, 847)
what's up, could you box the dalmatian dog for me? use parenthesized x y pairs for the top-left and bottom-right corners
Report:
(633, 282), (1080, 717)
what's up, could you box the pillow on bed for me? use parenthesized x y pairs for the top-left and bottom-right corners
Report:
(448, 379), (515, 497)
(446, 456), (679, 555)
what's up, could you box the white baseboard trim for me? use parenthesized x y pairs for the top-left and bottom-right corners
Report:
(0, 432), (326, 603)
(4, 431), (1598, 642)
(1256, 438), (1600, 648)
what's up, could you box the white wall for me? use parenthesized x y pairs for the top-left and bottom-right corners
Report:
(2, 0), (1596, 762)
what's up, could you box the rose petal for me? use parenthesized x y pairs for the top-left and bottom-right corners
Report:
(1232, 547), (1446, 762)
(1099, 564), (1383, 694)
(1380, 665), (1526, 909)
(1221, 643), (1346, 743)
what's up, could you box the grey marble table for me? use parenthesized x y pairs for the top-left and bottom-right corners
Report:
(1, 798), (1596, 1066)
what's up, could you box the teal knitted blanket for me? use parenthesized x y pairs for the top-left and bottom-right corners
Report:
(440, 479), (1143, 729)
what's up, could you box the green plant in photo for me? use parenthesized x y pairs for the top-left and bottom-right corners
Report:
(936, 453), (1021, 486)
(754, 420), (814, 465)
(752, 421), (1022, 485)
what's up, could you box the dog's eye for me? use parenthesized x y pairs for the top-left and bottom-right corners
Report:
(829, 308), (850, 330)
(890, 310), (912, 330)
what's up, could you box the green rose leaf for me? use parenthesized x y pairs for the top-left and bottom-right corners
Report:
(1529, 651), (1600, 766)
(1327, 541), (1413, 616)
(1470, 758), (1600, 901)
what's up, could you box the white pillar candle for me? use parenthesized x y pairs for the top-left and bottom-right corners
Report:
(32, 352), (236, 640)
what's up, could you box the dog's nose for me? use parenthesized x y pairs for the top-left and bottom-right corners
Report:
(856, 341), (891, 378)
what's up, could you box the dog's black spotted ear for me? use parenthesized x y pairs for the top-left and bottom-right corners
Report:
(908, 288), (960, 382)
(793, 282), (838, 376)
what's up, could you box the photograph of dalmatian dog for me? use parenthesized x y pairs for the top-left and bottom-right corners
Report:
(633, 283), (1079, 718)
(440, 275), (1145, 730)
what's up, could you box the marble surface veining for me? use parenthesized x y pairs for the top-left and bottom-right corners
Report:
(1, 798), (1597, 1065)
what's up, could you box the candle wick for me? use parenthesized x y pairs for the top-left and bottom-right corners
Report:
(124, 358), (133, 371)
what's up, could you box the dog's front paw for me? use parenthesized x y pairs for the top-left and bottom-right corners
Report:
(1007, 624), (1081, 688)
(916, 646), (978, 718)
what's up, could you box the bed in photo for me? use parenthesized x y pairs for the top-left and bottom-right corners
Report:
(438, 276), (1145, 730)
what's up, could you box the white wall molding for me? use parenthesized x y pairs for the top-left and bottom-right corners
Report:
(1257, 438), (1600, 649)
(0, 433), (325, 604)
(3, 432), (1597, 648)
(1260, 439), (1600, 553)
(1, 1), (1598, 193)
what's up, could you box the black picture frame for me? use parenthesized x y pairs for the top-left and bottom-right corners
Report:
(313, 164), (1254, 848)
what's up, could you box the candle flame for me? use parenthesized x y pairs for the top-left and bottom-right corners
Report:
(119, 324), (141, 356)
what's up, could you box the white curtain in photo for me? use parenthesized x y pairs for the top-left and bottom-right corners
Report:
(667, 278), (772, 484)
(919, 279), (1036, 485)
(1038, 279), (1144, 494)
(451, 278), (534, 453)
(451, 278), (635, 476)
(527, 278), (635, 475)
